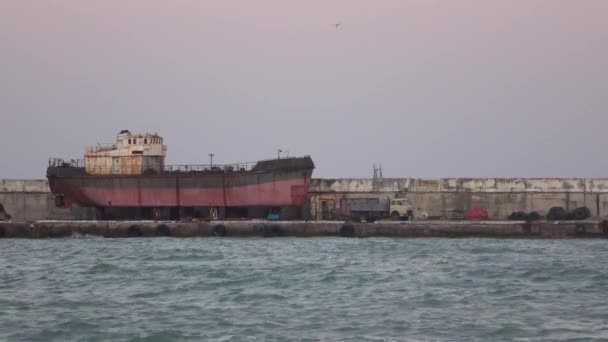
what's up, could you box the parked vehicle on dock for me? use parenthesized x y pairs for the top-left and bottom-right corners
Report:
(266, 207), (281, 221)
(446, 209), (466, 220)
(390, 198), (415, 221)
(347, 198), (389, 222)
(346, 197), (417, 222)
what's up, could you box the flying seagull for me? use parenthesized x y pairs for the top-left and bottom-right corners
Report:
(335, 22), (341, 28)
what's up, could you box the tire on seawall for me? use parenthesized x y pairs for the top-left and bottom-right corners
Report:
(127, 225), (143, 237)
(573, 207), (591, 221)
(212, 224), (226, 237)
(262, 224), (284, 238)
(526, 211), (541, 221)
(602, 220), (608, 236)
(547, 207), (566, 221)
(339, 223), (356, 238)
(156, 224), (171, 237)
(271, 224), (284, 237)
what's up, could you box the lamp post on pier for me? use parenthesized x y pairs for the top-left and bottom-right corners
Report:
(209, 153), (215, 167)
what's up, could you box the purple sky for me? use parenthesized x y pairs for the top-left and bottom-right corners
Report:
(1, 0), (607, 178)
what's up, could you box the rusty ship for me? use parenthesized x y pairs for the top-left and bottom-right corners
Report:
(47, 130), (314, 220)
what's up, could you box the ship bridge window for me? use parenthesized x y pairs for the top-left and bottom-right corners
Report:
(128, 139), (131, 144)
(144, 139), (148, 144)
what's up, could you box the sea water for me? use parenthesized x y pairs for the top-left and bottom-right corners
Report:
(1, 237), (607, 341)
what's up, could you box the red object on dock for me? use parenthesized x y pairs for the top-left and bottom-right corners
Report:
(467, 207), (489, 220)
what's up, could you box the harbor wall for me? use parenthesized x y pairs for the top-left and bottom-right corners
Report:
(1, 220), (607, 239)
(309, 178), (608, 220)
(0, 180), (71, 222)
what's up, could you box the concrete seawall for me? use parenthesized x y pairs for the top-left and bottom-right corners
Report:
(309, 178), (608, 221)
(0, 180), (71, 222)
(1, 220), (607, 239)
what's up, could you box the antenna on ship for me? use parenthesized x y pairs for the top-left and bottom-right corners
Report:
(373, 163), (383, 180)
(277, 149), (282, 160)
(209, 153), (215, 167)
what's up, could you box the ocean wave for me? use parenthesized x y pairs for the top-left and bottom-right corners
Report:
(2, 238), (608, 341)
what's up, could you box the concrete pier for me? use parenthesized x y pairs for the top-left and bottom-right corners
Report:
(1, 220), (607, 239)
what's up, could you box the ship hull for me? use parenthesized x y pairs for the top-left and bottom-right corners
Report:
(47, 157), (314, 209)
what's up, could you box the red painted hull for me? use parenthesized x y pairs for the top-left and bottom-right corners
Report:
(47, 156), (314, 209)
(50, 177), (310, 207)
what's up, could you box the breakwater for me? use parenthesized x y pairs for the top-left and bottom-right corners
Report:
(309, 178), (608, 221)
(1, 220), (608, 239)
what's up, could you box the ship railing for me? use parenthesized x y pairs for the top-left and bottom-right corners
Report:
(49, 158), (85, 168)
(85, 143), (117, 154)
(162, 156), (310, 173)
(252, 154), (312, 163)
(163, 162), (256, 173)
(48, 155), (310, 172)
